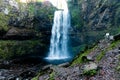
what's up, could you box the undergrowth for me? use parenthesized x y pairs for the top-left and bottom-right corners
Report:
(71, 45), (97, 65)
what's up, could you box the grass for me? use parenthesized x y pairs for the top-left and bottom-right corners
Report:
(71, 45), (97, 65)
(72, 40), (120, 65)
(0, 40), (45, 59)
(96, 50), (105, 61)
(83, 69), (97, 76)
(116, 65), (120, 71)
(31, 77), (38, 80)
(49, 72), (55, 80)
(96, 40), (120, 61)
(116, 55), (120, 71)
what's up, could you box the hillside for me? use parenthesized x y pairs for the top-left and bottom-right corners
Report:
(33, 37), (120, 80)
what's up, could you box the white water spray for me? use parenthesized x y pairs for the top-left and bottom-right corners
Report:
(46, 0), (71, 60)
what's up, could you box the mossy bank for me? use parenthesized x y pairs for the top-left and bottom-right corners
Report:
(0, 40), (47, 59)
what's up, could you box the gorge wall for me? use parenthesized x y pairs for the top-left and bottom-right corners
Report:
(0, 0), (120, 59)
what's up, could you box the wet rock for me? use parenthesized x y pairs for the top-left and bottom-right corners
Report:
(4, 27), (36, 40)
(58, 62), (70, 67)
(114, 34), (120, 41)
(20, 70), (36, 79)
(7, 74), (16, 80)
(50, 66), (82, 80)
(42, 64), (52, 71)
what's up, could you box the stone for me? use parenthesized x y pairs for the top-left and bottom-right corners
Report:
(84, 62), (98, 71)
(7, 74), (16, 80)
(58, 62), (70, 67)
(0, 76), (5, 80)
(4, 27), (35, 40)
(109, 36), (114, 41)
(42, 64), (52, 71)
(86, 56), (94, 61)
(9, 0), (19, 9)
(39, 74), (49, 80)
(114, 34), (120, 41)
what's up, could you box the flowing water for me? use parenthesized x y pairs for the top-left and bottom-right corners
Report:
(45, 0), (71, 62)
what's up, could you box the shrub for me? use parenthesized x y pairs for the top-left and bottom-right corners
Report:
(83, 69), (97, 76)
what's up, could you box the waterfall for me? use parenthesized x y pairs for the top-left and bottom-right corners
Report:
(45, 0), (71, 60)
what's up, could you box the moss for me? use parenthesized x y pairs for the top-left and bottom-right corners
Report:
(116, 66), (120, 71)
(31, 71), (45, 80)
(72, 44), (87, 54)
(71, 45), (97, 65)
(49, 72), (55, 80)
(0, 12), (9, 31)
(27, 4), (35, 16)
(72, 40), (120, 65)
(96, 50), (105, 61)
(96, 40), (120, 61)
(83, 69), (97, 76)
(0, 40), (46, 59)
(116, 55), (120, 71)
(31, 76), (38, 80)
(109, 40), (120, 49)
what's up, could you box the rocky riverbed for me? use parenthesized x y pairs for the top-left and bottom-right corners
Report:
(0, 40), (120, 80)
(0, 57), (48, 80)
(37, 39), (120, 80)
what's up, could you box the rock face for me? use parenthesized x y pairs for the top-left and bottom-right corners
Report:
(0, 0), (55, 39)
(69, 0), (120, 55)
(38, 38), (120, 80)
(4, 27), (36, 40)
(80, 0), (120, 30)
(0, 0), (54, 59)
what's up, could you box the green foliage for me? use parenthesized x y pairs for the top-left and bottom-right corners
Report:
(31, 76), (38, 80)
(96, 50), (105, 61)
(0, 12), (9, 31)
(15, 0), (20, 2)
(72, 44), (87, 54)
(37, 4), (55, 21)
(96, 40), (120, 61)
(32, 70), (46, 80)
(116, 66), (120, 71)
(71, 46), (97, 65)
(49, 72), (55, 80)
(110, 40), (120, 49)
(28, 4), (35, 15)
(116, 55), (120, 71)
(0, 40), (45, 59)
(83, 69), (97, 76)
(70, 5), (83, 29)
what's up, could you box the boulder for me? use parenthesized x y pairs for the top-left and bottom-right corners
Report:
(58, 62), (70, 67)
(4, 27), (35, 40)
(83, 62), (98, 71)
(114, 34), (120, 41)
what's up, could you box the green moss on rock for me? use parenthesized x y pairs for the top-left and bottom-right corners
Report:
(0, 12), (9, 31)
(0, 40), (46, 59)
(83, 69), (97, 76)
(71, 45), (97, 65)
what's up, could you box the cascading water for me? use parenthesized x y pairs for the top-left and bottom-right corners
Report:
(45, 0), (71, 62)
